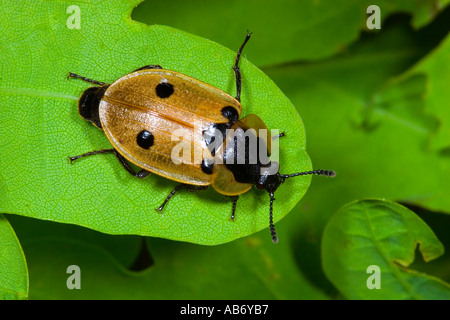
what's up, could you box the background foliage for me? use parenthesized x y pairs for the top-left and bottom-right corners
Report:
(1, 0), (450, 299)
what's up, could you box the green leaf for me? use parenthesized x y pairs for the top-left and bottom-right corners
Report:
(403, 35), (450, 151)
(3, 0), (449, 301)
(0, 214), (28, 299)
(132, 0), (447, 66)
(264, 10), (450, 295)
(322, 199), (450, 300)
(9, 215), (328, 299)
(0, 0), (310, 244)
(266, 12), (450, 230)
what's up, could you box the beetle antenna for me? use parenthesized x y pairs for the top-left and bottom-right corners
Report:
(269, 192), (278, 244)
(280, 169), (336, 179)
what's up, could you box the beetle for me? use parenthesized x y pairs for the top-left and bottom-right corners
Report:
(68, 33), (335, 243)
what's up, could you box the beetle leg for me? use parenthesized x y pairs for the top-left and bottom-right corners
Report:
(68, 148), (115, 164)
(67, 72), (107, 86)
(69, 149), (150, 179)
(233, 32), (252, 102)
(156, 184), (208, 213)
(230, 196), (239, 221)
(156, 184), (184, 213)
(113, 150), (150, 179)
(133, 65), (163, 72)
(183, 185), (208, 192)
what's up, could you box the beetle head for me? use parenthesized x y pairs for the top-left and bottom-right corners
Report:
(78, 85), (109, 128)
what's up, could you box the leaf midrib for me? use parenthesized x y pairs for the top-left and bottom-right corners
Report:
(0, 86), (78, 100)
(361, 201), (419, 299)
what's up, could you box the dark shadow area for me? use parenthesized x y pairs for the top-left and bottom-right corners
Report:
(128, 237), (154, 271)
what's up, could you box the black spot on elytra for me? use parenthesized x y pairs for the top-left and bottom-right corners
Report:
(221, 106), (239, 123)
(201, 159), (214, 175)
(137, 130), (154, 149)
(156, 82), (174, 98)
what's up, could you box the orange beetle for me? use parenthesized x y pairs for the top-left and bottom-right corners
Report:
(68, 33), (335, 243)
